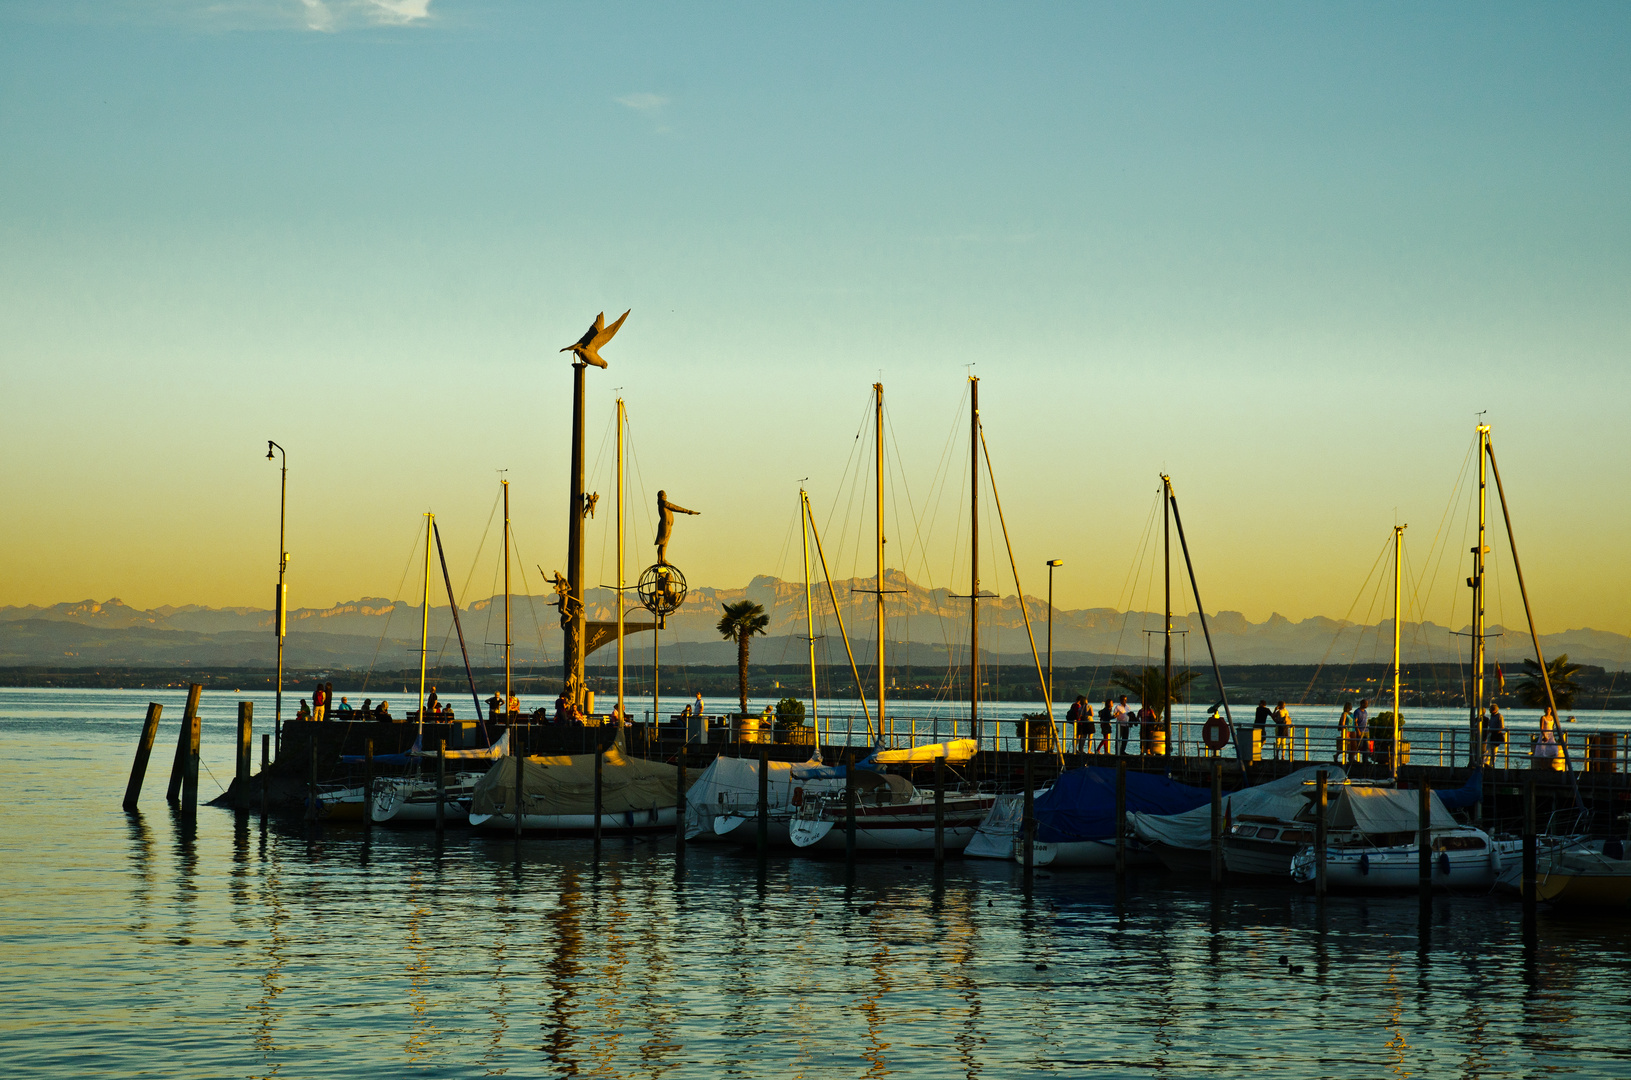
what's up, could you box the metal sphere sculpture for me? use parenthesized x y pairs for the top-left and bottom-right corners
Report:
(636, 563), (687, 626)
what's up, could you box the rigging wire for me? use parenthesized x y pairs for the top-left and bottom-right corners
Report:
(360, 521), (426, 694)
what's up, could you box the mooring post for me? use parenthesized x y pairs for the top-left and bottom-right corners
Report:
(166, 684), (203, 803)
(1418, 782), (1432, 898)
(1023, 725), (1036, 872)
(305, 737), (318, 823)
(934, 755), (946, 865)
(675, 744), (687, 862)
(593, 744), (604, 851)
(1114, 757), (1127, 878)
(363, 737), (374, 832)
(435, 738), (447, 838)
(261, 733), (270, 819)
(757, 745), (769, 857)
(1522, 776), (1537, 913)
(845, 751), (857, 865)
(180, 691), (202, 817)
(236, 701), (253, 802)
(1314, 770), (1328, 898)
(1210, 757), (1224, 885)
(513, 754), (524, 844)
(123, 702), (163, 811)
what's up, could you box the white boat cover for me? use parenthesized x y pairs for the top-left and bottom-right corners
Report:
(421, 729), (509, 760)
(965, 794), (1025, 859)
(1128, 766), (1349, 851)
(870, 739), (978, 765)
(684, 754), (829, 837)
(469, 747), (676, 816)
(1326, 785), (1457, 832)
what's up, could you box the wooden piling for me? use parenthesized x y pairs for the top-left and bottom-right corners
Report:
(435, 738), (446, 838)
(1314, 770), (1328, 898)
(166, 684), (203, 803)
(180, 691), (202, 816)
(844, 752), (856, 864)
(122, 702), (163, 811)
(1022, 738), (1035, 872)
(1210, 757), (1224, 885)
(1522, 776), (1537, 912)
(236, 702), (253, 805)
(593, 745), (603, 850)
(1114, 758), (1127, 877)
(757, 745), (769, 857)
(675, 744), (687, 861)
(305, 738), (317, 822)
(260, 733), (269, 818)
(1418, 782), (1432, 897)
(934, 755), (946, 865)
(513, 754), (524, 843)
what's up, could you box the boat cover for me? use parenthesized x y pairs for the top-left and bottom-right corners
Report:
(1034, 767), (1213, 844)
(1128, 766), (1346, 851)
(1434, 770), (1481, 812)
(966, 794), (1027, 859)
(469, 747), (677, 816)
(1326, 785), (1457, 832)
(340, 737), (421, 766)
(869, 739), (978, 765)
(339, 730), (509, 765)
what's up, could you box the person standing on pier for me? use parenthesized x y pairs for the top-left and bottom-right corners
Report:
(1114, 696), (1133, 756)
(1272, 702), (1292, 759)
(1483, 701), (1506, 766)
(312, 682), (327, 723)
(1336, 702), (1353, 764)
(1067, 696), (1088, 753)
(1097, 698), (1114, 754)
(693, 691), (706, 728)
(1353, 699), (1370, 765)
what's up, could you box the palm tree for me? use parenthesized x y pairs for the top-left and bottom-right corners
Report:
(1110, 665), (1199, 719)
(717, 600), (771, 716)
(1513, 653), (1584, 709)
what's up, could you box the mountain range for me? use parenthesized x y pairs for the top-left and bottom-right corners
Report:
(3, 571), (1628, 672)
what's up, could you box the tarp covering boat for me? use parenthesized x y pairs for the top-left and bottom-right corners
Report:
(1434, 770), (1481, 813)
(684, 754), (837, 837)
(966, 794), (1027, 859)
(1129, 766), (1346, 851)
(469, 747), (676, 817)
(1326, 785), (1457, 832)
(869, 739), (978, 765)
(340, 730), (509, 766)
(1034, 767), (1212, 844)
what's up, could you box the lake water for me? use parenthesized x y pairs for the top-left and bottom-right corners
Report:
(3, 688), (1631, 1078)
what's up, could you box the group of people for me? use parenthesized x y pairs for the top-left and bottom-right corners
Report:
(1254, 699), (1297, 758)
(1066, 695), (1164, 756)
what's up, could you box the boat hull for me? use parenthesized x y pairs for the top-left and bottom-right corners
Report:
(789, 797), (994, 852)
(1028, 839), (1162, 868)
(1292, 835), (1517, 890)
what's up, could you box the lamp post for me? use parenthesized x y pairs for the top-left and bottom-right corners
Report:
(1046, 560), (1063, 707)
(266, 441), (288, 753)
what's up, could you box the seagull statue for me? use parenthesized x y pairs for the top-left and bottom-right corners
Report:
(560, 309), (630, 369)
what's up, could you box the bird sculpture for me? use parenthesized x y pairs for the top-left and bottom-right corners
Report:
(560, 309), (630, 369)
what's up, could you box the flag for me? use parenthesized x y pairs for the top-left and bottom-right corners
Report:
(1495, 664), (1505, 692)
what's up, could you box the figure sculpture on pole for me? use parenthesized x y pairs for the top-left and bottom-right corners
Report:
(655, 491), (699, 566)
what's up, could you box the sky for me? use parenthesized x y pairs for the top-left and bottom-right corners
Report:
(1, 1), (1627, 636)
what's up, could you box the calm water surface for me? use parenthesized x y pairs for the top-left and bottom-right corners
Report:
(3, 688), (1630, 1078)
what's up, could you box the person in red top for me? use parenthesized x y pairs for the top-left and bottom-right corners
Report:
(312, 682), (327, 723)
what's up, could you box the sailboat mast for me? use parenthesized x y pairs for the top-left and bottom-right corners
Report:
(1162, 474), (1173, 744)
(418, 512), (433, 738)
(1392, 523), (1406, 780)
(616, 398), (626, 721)
(874, 382), (887, 743)
(970, 375), (980, 746)
(503, 480), (512, 711)
(1470, 423), (1489, 765)
(801, 488), (820, 747)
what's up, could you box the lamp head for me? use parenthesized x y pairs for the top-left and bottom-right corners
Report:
(1047, 559), (1063, 567)
(266, 442), (274, 460)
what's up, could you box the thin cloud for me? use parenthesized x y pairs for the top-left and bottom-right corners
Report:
(616, 93), (670, 115)
(12, 0), (439, 32)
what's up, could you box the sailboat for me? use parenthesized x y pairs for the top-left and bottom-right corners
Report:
(788, 380), (1003, 853)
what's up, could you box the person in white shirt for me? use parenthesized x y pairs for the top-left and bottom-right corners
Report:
(1113, 696), (1132, 756)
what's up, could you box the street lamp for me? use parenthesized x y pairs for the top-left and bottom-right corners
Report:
(267, 441), (288, 753)
(1046, 560), (1063, 707)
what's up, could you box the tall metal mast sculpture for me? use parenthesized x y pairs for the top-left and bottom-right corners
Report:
(559, 310), (629, 712)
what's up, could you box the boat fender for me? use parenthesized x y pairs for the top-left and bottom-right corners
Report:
(1358, 853), (1370, 876)
(1438, 851), (1451, 877)
(792, 786), (804, 807)
(1489, 845), (1502, 874)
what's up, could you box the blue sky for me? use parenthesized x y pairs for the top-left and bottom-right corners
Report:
(1, 2), (1627, 634)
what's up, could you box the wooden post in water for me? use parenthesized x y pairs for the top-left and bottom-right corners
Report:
(435, 738), (446, 838)
(166, 684), (203, 803)
(1114, 758), (1127, 878)
(261, 733), (270, 818)
(675, 744), (687, 861)
(180, 693), (202, 816)
(1022, 726), (1035, 872)
(934, 755), (946, 865)
(513, 754), (524, 843)
(1522, 776), (1537, 912)
(1418, 782), (1432, 897)
(236, 702), (253, 805)
(305, 737), (318, 823)
(845, 751), (857, 865)
(1210, 757), (1224, 885)
(1314, 770), (1328, 898)
(123, 702), (163, 811)
(363, 738), (374, 832)
(757, 745), (769, 857)
(593, 745), (604, 851)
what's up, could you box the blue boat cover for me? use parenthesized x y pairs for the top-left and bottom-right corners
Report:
(1434, 770), (1482, 812)
(1034, 766), (1214, 843)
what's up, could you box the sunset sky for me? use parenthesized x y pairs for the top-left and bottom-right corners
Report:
(2, 2), (1627, 635)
